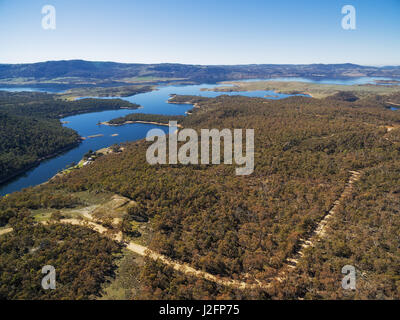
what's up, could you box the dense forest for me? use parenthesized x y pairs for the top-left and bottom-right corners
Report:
(0, 111), (79, 183)
(0, 91), (140, 118)
(107, 113), (185, 125)
(290, 161), (400, 299)
(0, 216), (121, 299)
(1, 88), (399, 299)
(0, 91), (140, 183)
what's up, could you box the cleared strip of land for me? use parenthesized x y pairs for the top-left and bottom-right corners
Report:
(284, 171), (362, 269)
(0, 227), (13, 236)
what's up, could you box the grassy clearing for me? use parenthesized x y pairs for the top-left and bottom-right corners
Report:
(30, 191), (114, 222)
(127, 220), (153, 247)
(91, 194), (136, 220)
(32, 209), (54, 222)
(98, 249), (144, 300)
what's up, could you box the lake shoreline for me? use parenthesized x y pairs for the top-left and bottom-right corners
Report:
(201, 85), (315, 98)
(3, 78), (379, 196)
(99, 120), (183, 128)
(0, 139), (82, 188)
(46, 145), (124, 184)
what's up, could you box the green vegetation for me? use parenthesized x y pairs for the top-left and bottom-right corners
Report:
(0, 216), (121, 299)
(0, 111), (80, 183)
(0, 92), (140, 118)
(107, 113), (185, 126)
(60, 85), (154, 100)
(2, 87), (400, 299)
(1, 79), (400, 299)
(289, 162), (400, 299)
(168, 94), (211, 105)
(0, 90), (140, 184)
(136, 257), (243, 300)
(99, 250), (144, 300)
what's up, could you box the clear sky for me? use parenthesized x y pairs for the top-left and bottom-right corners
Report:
(0, 0), (399, 65)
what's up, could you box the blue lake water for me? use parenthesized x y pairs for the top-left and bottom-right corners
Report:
(0, 83), (307, 196)
(0, 77), (398, 196)
(0, 87), (64, 93)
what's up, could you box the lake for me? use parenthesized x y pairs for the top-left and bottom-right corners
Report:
(0, 83), (308, 196)
(0, 77), (398, 196)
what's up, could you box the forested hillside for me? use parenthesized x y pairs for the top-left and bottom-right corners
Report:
(1, 90), (399, 299)
(0, 91), (140, 184)
(107, 113), (185, 125)
(1, 60), (400, 86)
(0, 91), (140, 118)
(0, 111), (79, 183)
(0, 216), (121, 299)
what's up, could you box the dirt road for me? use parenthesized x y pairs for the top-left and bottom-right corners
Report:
(0, 170), (362, 290)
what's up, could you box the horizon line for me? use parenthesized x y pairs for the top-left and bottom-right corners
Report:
(0, 59), (399, 68)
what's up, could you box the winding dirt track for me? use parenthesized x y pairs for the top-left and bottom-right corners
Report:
(0, 170), (362, 290)
(57, 218), (254, 289)
(0, 227), (13, 236)
(284, 170), (362, 269)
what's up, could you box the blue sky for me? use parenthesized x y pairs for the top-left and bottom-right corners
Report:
(0, 0), (399, 65)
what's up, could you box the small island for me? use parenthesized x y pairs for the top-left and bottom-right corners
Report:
(60, 85), (154, 100)
(99, 113), (185, 127)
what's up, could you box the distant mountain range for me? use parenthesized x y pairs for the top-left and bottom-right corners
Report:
(1, 60), (400, 87)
